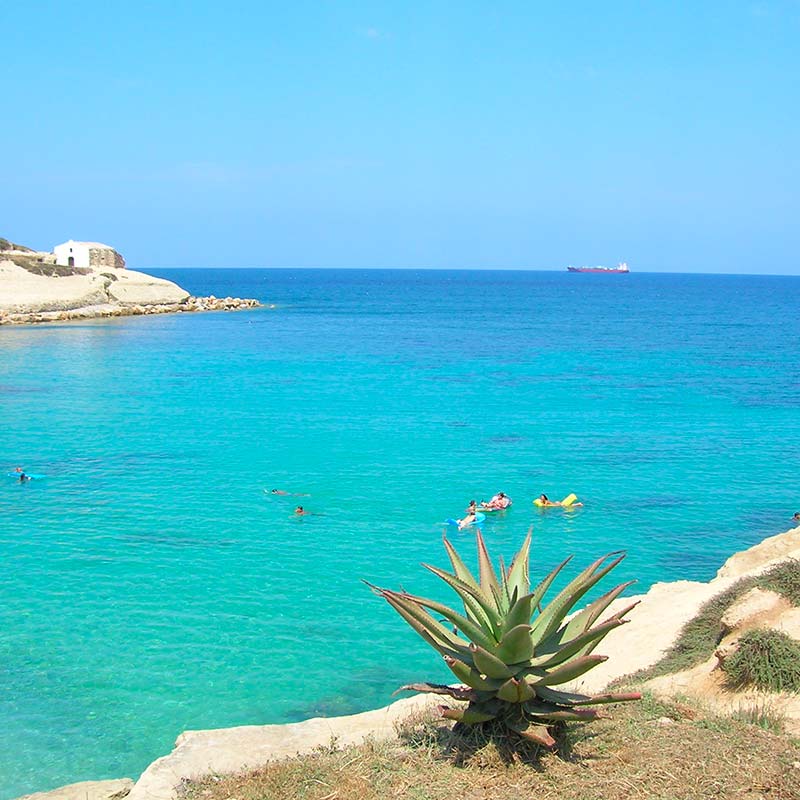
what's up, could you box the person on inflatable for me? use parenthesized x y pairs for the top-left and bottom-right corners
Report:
(482, 492), (512, 510)
(537, 493), (583, 507)
(457, 511), (478, 530)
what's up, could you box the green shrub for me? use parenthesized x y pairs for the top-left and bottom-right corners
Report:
(757, 559), (800, 606)
(722, 628), (800, 693)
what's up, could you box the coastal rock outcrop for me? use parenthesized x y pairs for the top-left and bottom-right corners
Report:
(16, 779), (133, 800)
(0, 260), (260, 324)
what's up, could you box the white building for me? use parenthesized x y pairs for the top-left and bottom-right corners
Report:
(54, 240), (126, 269)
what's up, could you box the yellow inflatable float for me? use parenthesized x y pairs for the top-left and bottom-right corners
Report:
(533, 492), (579, 508)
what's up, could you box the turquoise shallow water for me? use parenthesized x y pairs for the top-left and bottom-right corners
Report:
(1, 269), (799, 797)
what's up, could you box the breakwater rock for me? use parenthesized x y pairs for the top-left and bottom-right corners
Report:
(0, 260), (261, 324)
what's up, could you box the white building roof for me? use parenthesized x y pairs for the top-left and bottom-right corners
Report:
(55, 240), (116, 249)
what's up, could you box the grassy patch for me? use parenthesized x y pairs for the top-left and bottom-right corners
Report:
(731, 701), (786, 734)
(756, 559), (800, 605)
(722, 628), (800, 693)
(8, 256), (89, 277)
(184, 700), (799, 800)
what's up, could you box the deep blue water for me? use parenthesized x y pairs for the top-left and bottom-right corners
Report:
(1, 268), (799, 798)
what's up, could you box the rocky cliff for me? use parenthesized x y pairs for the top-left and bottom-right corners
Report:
(0, 260), (259, 323)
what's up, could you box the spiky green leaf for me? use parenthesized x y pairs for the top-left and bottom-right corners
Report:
(495, 623), (535, 664)
(526, 654), (608, 686)
(475, 530), (503, 613)
(530, 552), (626, 648)
(531, 618), (628, 668)
(423, 563), (501, 638)
(443, 655), (505, 692)
(496, 677), (536, 703)
(470, 643), (514, 679)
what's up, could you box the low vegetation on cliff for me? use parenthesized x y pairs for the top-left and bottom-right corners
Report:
(0, 237), (33, 252)
(627, 559), (800, 683)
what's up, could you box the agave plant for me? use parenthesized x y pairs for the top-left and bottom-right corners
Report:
(368, 530), (640, 747)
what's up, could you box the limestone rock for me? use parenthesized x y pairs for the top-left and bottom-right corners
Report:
(15, 778), (134, 800)
(105, 269), (190, 306)
(0, 260), (260, 323)
(127, 693), (443, 800)
(775, 607), (800, 641)
(717, 526), (800, 579)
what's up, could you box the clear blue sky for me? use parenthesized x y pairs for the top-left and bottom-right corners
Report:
(2, 1), (798, 272)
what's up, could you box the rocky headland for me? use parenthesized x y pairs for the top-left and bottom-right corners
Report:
(17, 523), (800, 800)
(0, 240), (260, 324)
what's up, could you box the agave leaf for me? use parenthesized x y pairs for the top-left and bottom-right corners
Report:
(379, 590), (471, 658)
(567, 603), (640, 661)
(397, 590), (498, 652)
(423, 563), (501, 639)
(497, 591), (534, 638)
(504, 529), (532, 599)
(531, 618), (628, 668)
(498, 555), (512, 609)
(526, 654), (608, 687)
(475, 530), (503, 613)
(443, 655), (506, 692)
(395, 682), (475, 700)
(505, 719), (555, 748)
(530, 553), (626, 648)
(605, 600), (640, 624)
(470, 643), (514, 679)
(443, 535), (480, 591)
(496, 677), (536, 703)
(535, 686), (642, 706)
(525, 706), (600, 721)
(495, 623), (535, 664)
(555, 580), (636, 644)
(529, 555), (574, 615)
(440, 705), (497, 724)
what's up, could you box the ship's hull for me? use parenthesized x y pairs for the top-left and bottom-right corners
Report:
(567, 267), (629, 273)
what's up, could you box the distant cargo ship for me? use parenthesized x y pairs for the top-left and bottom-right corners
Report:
(567, 262), (630, 274)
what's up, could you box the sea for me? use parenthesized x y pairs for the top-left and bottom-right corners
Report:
(1, 268), (799, 798)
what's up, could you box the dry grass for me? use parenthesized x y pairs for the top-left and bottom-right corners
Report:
(183, 697), (800, 800)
